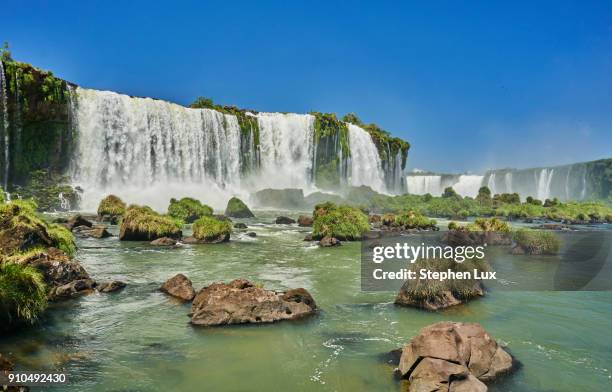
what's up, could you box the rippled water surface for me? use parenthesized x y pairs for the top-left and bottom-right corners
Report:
(2, 212), (611, 391)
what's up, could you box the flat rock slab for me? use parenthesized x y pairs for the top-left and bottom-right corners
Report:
(190, 279), (316, 326)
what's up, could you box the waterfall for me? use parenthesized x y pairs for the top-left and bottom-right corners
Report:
(405, 175), (443, 195)
(347, 124), (386, 193)
(504, 173), (513, 193)
(254, 112), (315, 190)
(58, 192), (71, 210)
(536, 169), (555, 200)
(72, 88), (244, 210)
(0, 62), (8, 189)
(73, 88), (400, 210)
(453, 175), (484, 198)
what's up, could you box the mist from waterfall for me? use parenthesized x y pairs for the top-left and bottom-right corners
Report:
(71, 88), (391, 211)
(347, 124), (386, 193)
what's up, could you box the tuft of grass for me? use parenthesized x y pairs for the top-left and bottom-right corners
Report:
(513, 228), (561, 255)
(466, 217), (510, 233)
(97, 195), (126, 218)
(168, 197), (213, 224)
(394, 210), (437, 229)
(312, 202), (369, 240)
(192, 216), (232, 241)
(398, 258), (489, 303)
(121, 205), (182, 237)
(0, 262), (48, 325)
(0, 199), (76, 257)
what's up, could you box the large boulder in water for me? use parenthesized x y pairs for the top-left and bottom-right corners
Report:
(395, 322), (515, 391)
(190, 279), (316, 326)
(275, 216), (296, 224)
(160, 274), (195, 301)
(119, 205), (182, 241)
(224, 197), (254, 218)
(297, 215), (313, 227)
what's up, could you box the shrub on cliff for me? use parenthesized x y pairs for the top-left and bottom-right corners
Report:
(225, 197), (254, 218)
(0, 200), (76, 257)
(119, 205), (182, 241)
(312, 203), (369, 240)
(192, 216), (232, 243)
(513, 229), (560, 255)
(168, 197), (213, 224)
(0, 262), (47, 326)
(97, 195), (126, 223)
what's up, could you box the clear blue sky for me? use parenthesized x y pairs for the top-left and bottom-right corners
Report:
(3, 0), (611, 173)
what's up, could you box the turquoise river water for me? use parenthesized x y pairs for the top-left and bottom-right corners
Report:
(1, 211), (611, 391)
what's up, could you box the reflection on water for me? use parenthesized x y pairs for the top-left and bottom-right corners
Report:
(1, 212), (611, 391)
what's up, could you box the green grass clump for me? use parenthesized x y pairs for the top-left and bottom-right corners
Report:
(224, 197), (254, 218)
(0, 262), (47, 325)
(396, 258), (488, 307)
(168, 197), (213, 223)
(192, 216), (232, 241)
(0, 199), (76, 257)
(466, 217), (511, 233)
(394, 210), (437, 229)
(97, 195), (126, 219)
(312, 202), (369, 240)
(120, 205), (182, 239)
(513, 228), (561, 255)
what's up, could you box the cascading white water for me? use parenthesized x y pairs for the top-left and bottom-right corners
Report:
(72, 88), (244, 210)
(536, 169), (555, 200)
(453, 175), (484, 197)
(73, 88), (390, 210)
(347, 124), (386, 193)
(504, 173), (513, 193)
(0, 61), (9, 189)
(253, 112), (316, 190)
(58, 192), (71, 210)
(405, 175), (443, 195)
(487, 173), (497, 195)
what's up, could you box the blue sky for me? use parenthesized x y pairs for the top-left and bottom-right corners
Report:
(3, 0), (611, 173)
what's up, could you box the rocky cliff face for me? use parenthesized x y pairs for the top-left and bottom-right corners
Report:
(0, 60), (75, 188)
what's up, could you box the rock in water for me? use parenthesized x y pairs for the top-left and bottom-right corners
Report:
(72, 225), (112, 239)
(319, 236), (341, 247)
(297, 215), (313, 227)
(246, 232), (257, 237)
(161, 274), (196, 301)
(65, 214), (93, 230)
(396, 322), (515, 391)
(224, 197), (254, 218)
(49, 278), (97, 299)
(190, 279), (316, 326)
(234, 222), (248, 229)
(150, 237), (178, 246)
(275, 216), (296, 224)
(97, 280), (126, 293)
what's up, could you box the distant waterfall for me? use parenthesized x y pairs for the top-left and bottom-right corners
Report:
(0, 62), (8, 189)
(347, 124), (386, 193)
(405, 174), (482, 197)
(71, 88), (393, 210)
(483, 164), (592, 201)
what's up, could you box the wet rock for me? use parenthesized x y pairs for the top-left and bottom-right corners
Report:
(72, 225), (112, 239)
(65, 214), (93, 231)
(181, 236), (199, 244)
(396, 322), (515, 391)
(161, 274), (196, 301)
(443, 230), (511, 246)
(20, 248), (91, 296)
(224, 197), (254, 218)
(49, 278), (97, 299)
(234, 222), (248, 229)
(303, 233), (313, 241)
(246, 232), (257, 237)
(97, 280), (126, 293)
(297, 215), (313, 227)
(275, 216), (296, 224)
(150, 237), (177, 246)
(395, 281), (484, 311)
(190, 279), (316, 326)
(0, 354), (29, 392)
(319, 236), (341, 247)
